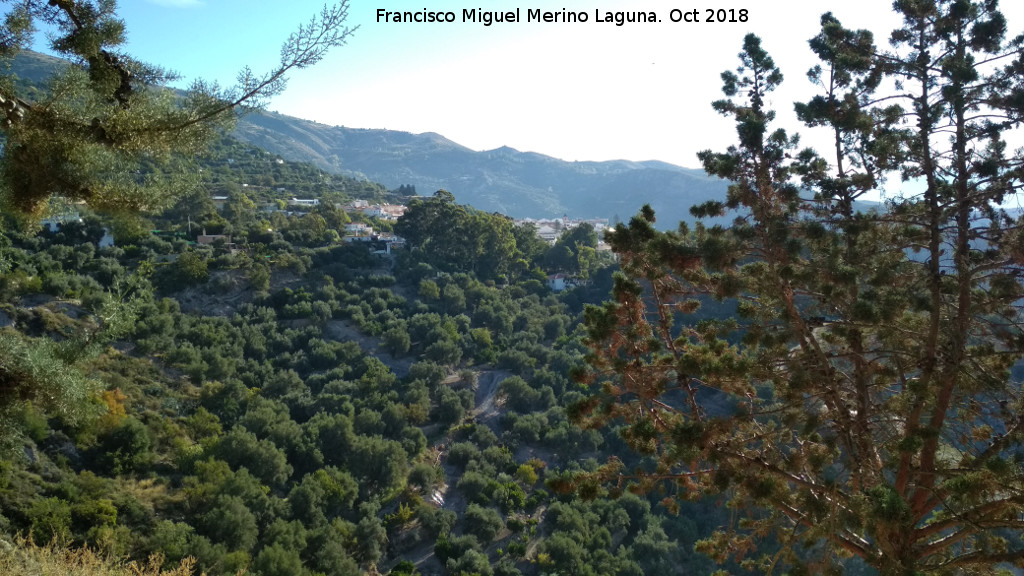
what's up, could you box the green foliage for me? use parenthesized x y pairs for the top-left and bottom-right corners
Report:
(499, 376), (542, 413)
(382, 325), (411, 356)
(576, 6), (1024, 574)
(349, 435), (409, 497)
(213, 427), (293, 488)
(463, 503), (503, 542)
(515, 463), (539, 486)
(390, 560), (420, 576)
(28, 497), (73, 544)
(146, 521), (196, 568)
(546, 223), (601, 278)
(352, 512), (387, 566)
(0, 329), (102, 453)
(0, 207), (681, 576)
(446, 548), (493, 576)
(253, 543), (306, 576)
(418, 279), (440, 301)
(199, 494), (259, 551)
(0, 92), (669, 576)
(0, 1), (355, 216)
(419, 505), (457, 538)
(424, 339), (462, 367)
(172, 251), (208, 286)
(395, 190), (524, 281)
(630, 518), (678, 574)
(92, 416), (151, 474)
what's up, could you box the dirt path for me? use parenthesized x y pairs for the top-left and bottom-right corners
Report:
(320, 319), (519, 574)
(472, 369), (510, 425)
(323, 319), (510, 416)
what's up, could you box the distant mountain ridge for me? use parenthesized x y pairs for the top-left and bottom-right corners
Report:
(234, 111), (729, 223)
(8, 49), (728, 224)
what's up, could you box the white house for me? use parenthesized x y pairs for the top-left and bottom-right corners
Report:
(344, 222), (374, 238)
(362, 203), (408, 221)
(547, 274), (571, 292)
(340, 199), (370, 211)
(40, 212), (81, 233)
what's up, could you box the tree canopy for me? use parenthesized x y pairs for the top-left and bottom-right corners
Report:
(394, 190), (524, 281)
(0, 0), (355, 216)
(574, 2), (1024, 573)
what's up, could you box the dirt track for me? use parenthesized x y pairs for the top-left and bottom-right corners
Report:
(473, 369), (510, 421)
(322, 319), (516, 575)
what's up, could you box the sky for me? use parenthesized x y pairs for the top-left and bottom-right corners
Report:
(68, 0), (1024, 171)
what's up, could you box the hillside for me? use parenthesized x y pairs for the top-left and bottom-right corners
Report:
(0, 185), (727, 575)
(7, 49), (727, 224)
(234, 111), (727, 223)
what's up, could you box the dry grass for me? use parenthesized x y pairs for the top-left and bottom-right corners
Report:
(0, 536), (200, 576)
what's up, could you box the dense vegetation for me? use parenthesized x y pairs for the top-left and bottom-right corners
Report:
(0, 139), (735, 575)
(0, 1), (354, 216)
(574, 4), (1024, 574)
(4, 1), (1024, 575)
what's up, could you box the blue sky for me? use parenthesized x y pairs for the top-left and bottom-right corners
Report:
(62, 1), (1024, 171)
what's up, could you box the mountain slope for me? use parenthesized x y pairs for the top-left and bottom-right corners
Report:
(235, 111), (727, 223)
(8, 50), (727, 224)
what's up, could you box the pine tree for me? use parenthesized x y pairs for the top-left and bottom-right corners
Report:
(0, 0), (353, 453)
(0, 0), (354, 216)
(573, 2), (1024, 573)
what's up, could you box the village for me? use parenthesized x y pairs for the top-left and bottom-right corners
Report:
(41, 193), (614, 292)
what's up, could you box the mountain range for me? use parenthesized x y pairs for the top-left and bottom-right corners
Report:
(233, 111), (729, 224)
(11, 50), (728, 225)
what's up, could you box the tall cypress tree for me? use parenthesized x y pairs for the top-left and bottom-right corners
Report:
(574, 2), (1024, 573)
